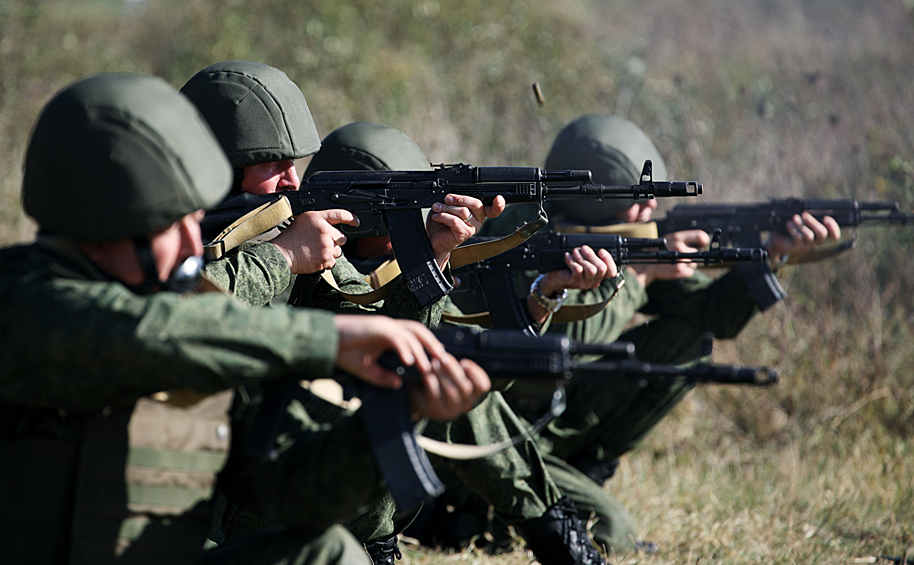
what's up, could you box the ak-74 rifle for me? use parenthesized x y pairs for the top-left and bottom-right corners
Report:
(200, 161), (700, 308)
(564, 198), (914, 310)
(364, 325), (777, 510)
(446, 229), (767, 333)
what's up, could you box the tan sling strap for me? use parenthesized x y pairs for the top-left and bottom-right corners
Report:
(306, 378), (567, 461)
(337, 212), (549, 305)
(441, 274), (625, 326)
(204, 196), (294, 261)
(364, 258), (402, 289)
(415, 389), (564, 460)
(785, 236), (857, 265)
(355, 212), (550, 292)
(551, 274), (626, 323)
(554, 220), (660, 239)
(440, 311), (496, 326)
(320, 270), (392, 306)
(449, 212), (549, 269)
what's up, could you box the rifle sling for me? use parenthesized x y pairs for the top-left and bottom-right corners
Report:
(320, 270), (392, 306)
(552, 275), (625, 323)
(785, 237), (856, 265)
(442, 273), (625, 326)
(416, 383), (566, 460)
(204, 196), (294, 261)
(354, 214), (548, 291)
(450, 214), (549, 269)
(364, 258), (401, 289)
(344, 214), (548, 304)
(306, 377), (565, 460)
(554, 221), (660, 239)
(441, 311), (494, 326)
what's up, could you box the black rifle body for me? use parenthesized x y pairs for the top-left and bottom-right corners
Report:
(450, 230), (767, 333)
(202, 162), (701, 308)
(361, 325), (774, 511)
(361, 325), (635, 511)
(656, 198), (914, 307)
(579, 358), (778, 386)
(657, 198), (914, 242)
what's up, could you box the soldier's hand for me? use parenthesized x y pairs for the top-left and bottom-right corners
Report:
(271, 209), (360, 274)
(408, 356), (490, 421)
(626, 229), (711, 288)
(526, 246), (618, 324)
(766, 212), (841, 262)
(333, 315), (490, 421)
(334, 316), (439, 388)
(427, 194), (506, 270)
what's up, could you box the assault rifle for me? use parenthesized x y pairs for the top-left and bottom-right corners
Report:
(657, 198), (914, 309)
(656, 198), (914, 245)
(201, 161), (700, 308)
(364, 325), (777, 510)
(572, 198), (914, 310)
(448, 229), (767, 333)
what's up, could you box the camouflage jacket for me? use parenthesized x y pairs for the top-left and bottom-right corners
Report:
(204, 240), (440, 326)
(0, 238), (385, 562)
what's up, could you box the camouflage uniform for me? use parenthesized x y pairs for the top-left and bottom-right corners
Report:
(449, 115), (769, 553)
(179, 61), (438, 325)
(303, 123), (612, 565)
(0, 73), (375, 564)
(203, 243), (438, 323)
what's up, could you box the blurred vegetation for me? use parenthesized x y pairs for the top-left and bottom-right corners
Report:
(2, 0), (912, 562)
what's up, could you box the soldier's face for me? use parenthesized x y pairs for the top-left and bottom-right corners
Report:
(241, 160), (300, 194)
(78, 211), (204, 290)
(146, 211), (206, 284)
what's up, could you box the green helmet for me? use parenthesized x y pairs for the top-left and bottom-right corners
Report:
(304, 121), (431, 240)
(180, 60), (321, 169)
(22, 72), (231, 241)
(543, 114), (667, 225)
(303, 121), (431, 177)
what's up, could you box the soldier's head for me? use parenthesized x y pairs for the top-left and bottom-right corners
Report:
(544, 114), (667, 225)
(180, 60), (321, 195)
(21, 72), (231, 293)
(304, 121), (431, 258)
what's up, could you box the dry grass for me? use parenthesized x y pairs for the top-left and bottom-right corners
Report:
(1, 0), (912, 562)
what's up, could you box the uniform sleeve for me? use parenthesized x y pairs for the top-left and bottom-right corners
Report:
(543, 272), (649, 344)
(203, 242), (293, 307)
(218, 388), (386, 532)
(0, 273), (338, 411)
(620, 269), (760, 364)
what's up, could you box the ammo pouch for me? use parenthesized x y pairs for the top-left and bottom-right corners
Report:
(0, 391), (233, 565)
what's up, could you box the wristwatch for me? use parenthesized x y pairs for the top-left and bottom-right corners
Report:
(529, 273), (568, 313)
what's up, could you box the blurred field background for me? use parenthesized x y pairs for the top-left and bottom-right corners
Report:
(2, 0), (912, 563)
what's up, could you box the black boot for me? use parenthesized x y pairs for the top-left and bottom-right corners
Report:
(364, 534), (401, 565)
(515, 497), (607, 565)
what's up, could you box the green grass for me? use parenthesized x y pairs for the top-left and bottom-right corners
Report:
(2, 0), (912, 562)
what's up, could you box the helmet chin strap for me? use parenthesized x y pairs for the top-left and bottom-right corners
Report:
(130, 236), (204, 295)
(131, 235), (162, 295)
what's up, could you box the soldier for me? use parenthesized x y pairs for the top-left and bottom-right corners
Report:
(0, 72), (489, 564)
(179, 60), (499, 321)
(302, 121), (612, 565)
(471, 113), (842, 553)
